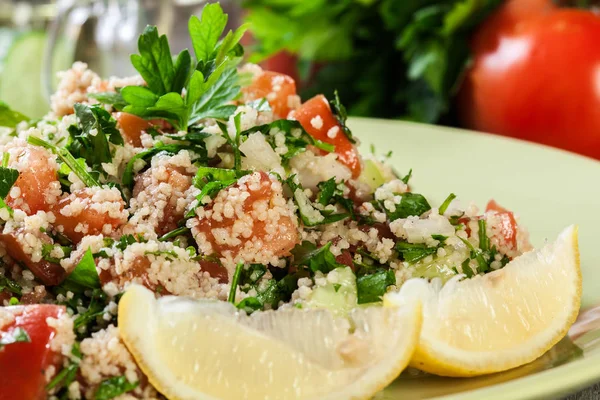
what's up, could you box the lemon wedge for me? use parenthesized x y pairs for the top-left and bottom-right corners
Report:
(118, 284), (422, 400)
(385, 225), (581, 377)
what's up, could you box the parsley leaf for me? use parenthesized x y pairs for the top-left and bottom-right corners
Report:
(285, 176), (348, 226)
(228, 262), (244, 303)
(88, 91), (127, 111)
(27, 136), (100, 187)
(291, 241), (345, 274)
(42, 243), (72, 264)
(0, 327), (30, 349)
(0, 101), (29, 128)
(438, 192), (456, 215)
(316, 178), (355, 219)
(46, 342), (81, 393)
(189, 3), (228, 63)
(356, 269), (395, 304)
(241, 119), (334, 165)
(0, 274), (22, 296)
(329, 90), (355, 143)
(60, 249), (100, 293)
(131, 26), (181, 96)
(386, 192), (431, 221)
(0, 166), (19, 198)
(95, 376), (139, 400)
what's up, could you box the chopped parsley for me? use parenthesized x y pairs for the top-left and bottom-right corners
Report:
(60, 249), (100, 293)
(27, 135), (100, 187)
(385, 192), (431, 221)
(94, 376), (139, 400)
(290, 241), (345, 274)
(356, 269), (395, 304)
(0, 273), (22, 296)
(41, 243), (73, 264)
(46, 342), (81, 394)
(438, 192), (456, 215)
(285, 176), (348, 226)
(95, 376), (139, 400)
(329, 90), (355, 143)
(67, 104), (123, 175)
(241, 119), (334, 166)
(228, 262), (244, 303)
(0, 327), (30, 349)
(316, 178), (355, 220)
(0, 166), (19, 198)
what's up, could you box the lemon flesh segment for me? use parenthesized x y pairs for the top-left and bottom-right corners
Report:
(118, 285), (422, 400)
(385, 225), (581, 377)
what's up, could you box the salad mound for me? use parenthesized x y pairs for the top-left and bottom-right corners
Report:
(0, 3), (534, 399)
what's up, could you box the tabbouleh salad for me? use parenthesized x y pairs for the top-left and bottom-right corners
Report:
(0, 3), (532, 399)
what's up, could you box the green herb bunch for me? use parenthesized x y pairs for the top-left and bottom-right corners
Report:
(243, 0), (502, 123)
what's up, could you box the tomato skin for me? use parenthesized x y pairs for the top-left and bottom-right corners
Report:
(0, 231), (66, 286)
(116, 112), (151, 147)
(0, 305), (66, 400)
(486, 200), (518, 248)
(52, 188), (127, 244)
(460, 9), (600, 159)
(293, 95), (362, 178)
(5, 146), (59, 214)
(243, 71), (298, 118)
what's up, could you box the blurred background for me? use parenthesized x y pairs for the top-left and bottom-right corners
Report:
(1, 0), (599, 159)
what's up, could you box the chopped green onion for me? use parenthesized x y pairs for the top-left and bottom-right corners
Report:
(228, 262), (244, 303)
(438, 193), (456, 215)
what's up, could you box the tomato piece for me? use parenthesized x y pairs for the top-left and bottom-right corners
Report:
(293, 95), (362, 178)
(52, 188), (127, 243)
(335, 250), (355, 270)
(0, 305), (66, 400)
(486, 200), (518, 248)
(460, 8), (600, 159)
(116, 112), (151, 147)
(243, 71), (298, 118)
(191, 171), (298, 262)
(5, 146), (59, 214)
(0, 230), (66, 286)
(199, 260), (228, 284)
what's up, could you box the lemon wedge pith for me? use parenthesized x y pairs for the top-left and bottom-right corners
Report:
(118, 284), (422, 400)
(385, 225), (581, 377)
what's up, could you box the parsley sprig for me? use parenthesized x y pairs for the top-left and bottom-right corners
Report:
(114, 3), (247, 130)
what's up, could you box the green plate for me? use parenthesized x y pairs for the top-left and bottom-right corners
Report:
(350, 117), (600, 400)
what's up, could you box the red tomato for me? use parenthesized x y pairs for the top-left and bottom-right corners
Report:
(116, 112), (151, 147)
(486, 200), (518, 248)
(243, 71), (298, 118)
(5, 146), (59, 214)
(192, 171), (298, 260)
(0, 231), (66, 286)
(0, 305), (65, 400)
(459, 7), (600, 159)
(261, 51), (300, 84)
(52, 188), (127, 244)
(293, 95), (362, 178)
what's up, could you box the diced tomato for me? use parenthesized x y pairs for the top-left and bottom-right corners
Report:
(243, 71), (297, 118)
(0, 231), (66, 286)
(293, 95), (362, 178)
(52, 188), (127, 243)
(6, 146), (59, 214)
(116, 112), (150, 147)
(486, 200), (518, 248)
(199, 260), (228, 284)
(0, 305), (66, 400)
(192, 172), (298, 261)
(335, 250), (355, 270)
